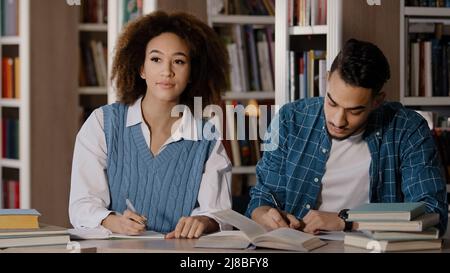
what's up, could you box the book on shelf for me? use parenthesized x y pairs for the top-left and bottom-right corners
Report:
(222, 100), (271, 168)
(1, 57), (20, 99)
(216, 0), (274, 16)
(355, 213), (440, 232)
(0, 209), (40, 229)
(68, 227), (164, 240)
(79, 40), (107, 87)
(289, 50), (327, 101)
(195, 209), (326, 252)
(2, 117), (20, 160)
(2, 179), (19, 209)
(344, 233), (442, 252)
(255, 28), (274, 91)
(216, 24), (274, 93)
(406, 0), (450, 7)
(291, 0), (327, 27)
(348, 202), (427, 221)
(361, 227), (440, 241)
(243, 25), (262, 91)
(80, 0), (108, 24)
(1, 0), (19, 36)
(407, 24), (450, 97)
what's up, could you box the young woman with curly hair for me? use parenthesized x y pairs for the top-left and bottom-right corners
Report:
(69, 11), (232, 239)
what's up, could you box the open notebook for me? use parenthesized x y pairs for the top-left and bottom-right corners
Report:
(195, 209), (326, 252)
(68, 227), (164, 240)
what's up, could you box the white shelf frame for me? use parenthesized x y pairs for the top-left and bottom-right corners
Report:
(209, 15), (274, 25)
(19, 0), (30, 209)
(402, 97), (450, 106)
(78, 23), (108, 32)
(0, 36), (21, 45)
(289, 25), (328, 35)
(0, 99), (21, 108)
(0, 159), (22, 169)
(275, 0), (342, 107)
(404, 7), (450, 17)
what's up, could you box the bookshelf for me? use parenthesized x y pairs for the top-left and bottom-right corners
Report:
(275, 0), (343, 106)
(206, 0), (276, 213)
(400, 0), (450, 187)
(77, 0), (157, 119)
(77, 0), (109, 123)
(206, 0), (276, 177)
(400, 0), (450, 106)
(0, 0), (80, 228)
(0, 0), (30, 209)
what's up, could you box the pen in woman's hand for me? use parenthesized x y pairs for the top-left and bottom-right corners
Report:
(125, 198), (148, 227)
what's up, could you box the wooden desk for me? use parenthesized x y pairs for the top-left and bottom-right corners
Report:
(2, 231), (450, 253)
(73, 238), (450, 253)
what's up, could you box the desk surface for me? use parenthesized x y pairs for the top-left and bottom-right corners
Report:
(80, 238), (450, 253)
(2, 237), (450, 253)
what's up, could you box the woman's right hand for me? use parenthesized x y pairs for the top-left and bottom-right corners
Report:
(101, 210), (147, 235)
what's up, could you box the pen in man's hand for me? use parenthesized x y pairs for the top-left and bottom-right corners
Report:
(269, 192), (305, 230)
(125, 198), (148, 226)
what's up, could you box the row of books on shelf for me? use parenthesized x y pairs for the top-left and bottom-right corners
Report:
(406, 0), (450, 7)
(79, 0), (108, 24)
(289, 0), (327, 27)
(289, 50), (327, 101)
(408, 28), (450, 97)
(0, 0), (18, 36)
(1, 57), (20, 99)
(217, 25), (274, 92)
(1, 117), (19, 160)
(79, 40), (107, 87)
(221, 100), (273, 167)
(344, 203), (442, 252)
(2, 179), (19, 209)
(214, 0), (275, 16)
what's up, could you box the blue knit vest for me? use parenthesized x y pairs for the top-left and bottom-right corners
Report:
(102, 103), (216, 233)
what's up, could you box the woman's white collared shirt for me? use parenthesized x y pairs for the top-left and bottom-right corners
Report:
(69, 97), (232, 230)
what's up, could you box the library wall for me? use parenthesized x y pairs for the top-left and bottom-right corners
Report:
(342, 0), (400, 102)
(30, 0), (79, 227)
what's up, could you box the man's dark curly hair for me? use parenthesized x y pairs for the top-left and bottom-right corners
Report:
(111, 11), (229, 110)
(330, 39), (391, 96)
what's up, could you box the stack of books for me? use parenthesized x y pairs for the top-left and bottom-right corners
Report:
(0, 209), (70, 249)
(344, 203), (442, 252)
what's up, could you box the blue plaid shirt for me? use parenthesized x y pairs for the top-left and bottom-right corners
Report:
(246, 97), (448, 234)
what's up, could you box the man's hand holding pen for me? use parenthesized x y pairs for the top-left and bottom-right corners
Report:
(252, 206), (305, 231)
